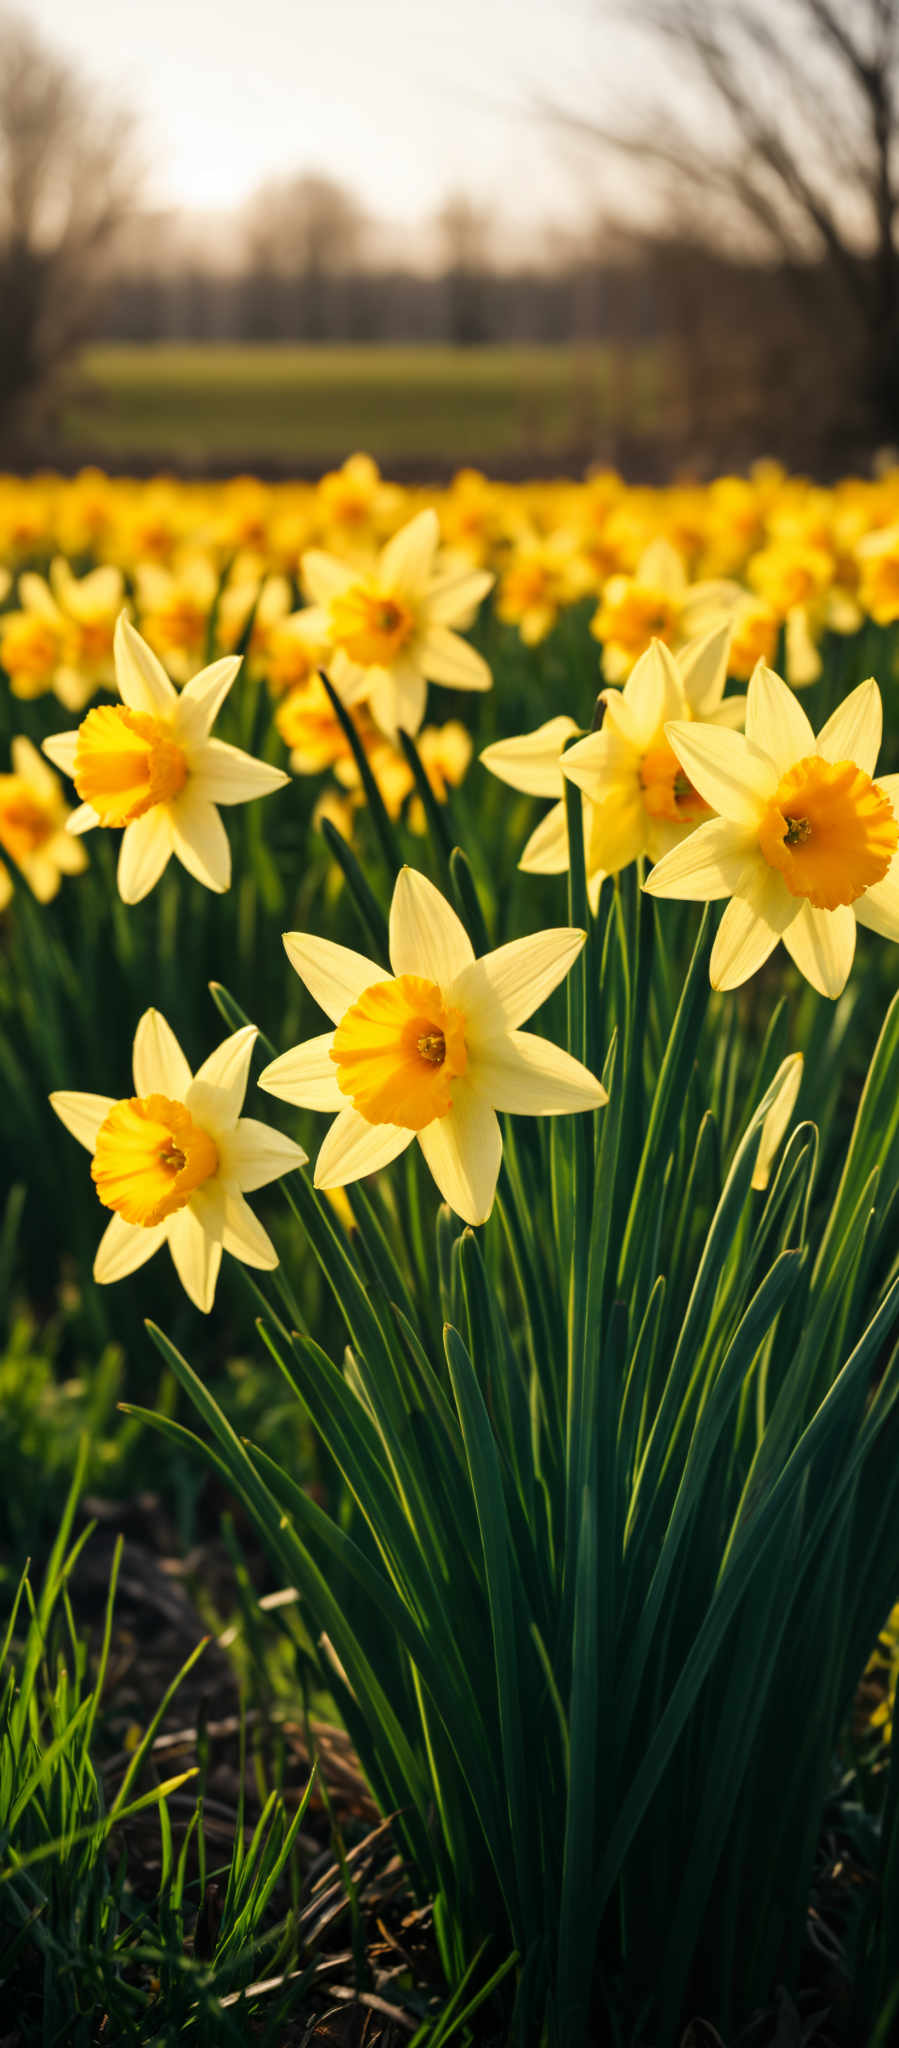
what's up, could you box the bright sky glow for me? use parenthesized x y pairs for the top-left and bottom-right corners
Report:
(29, 0), (635, 234)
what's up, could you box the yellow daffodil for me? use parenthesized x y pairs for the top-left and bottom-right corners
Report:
(480, 711), (599, 897)
(438, 468), (506, 569)
(258, 867), (605, 1226)
(299, 509), (493, 737)
(407, 721), (472, 831)
(496, 529), (592, 645)
(50, 1009), (306, 1311)
(334, 719), (472, 830)
(134, 555), (218, 682)
(644, 667), (898, 997)
(0, 738), (88, 902)
(857, 525), (899, 626)
(262, 613), (333, 699)
(277, 672), (372, 777)
(42, 615), (288, 904)
(216, 568), (293, 678)
(563, 627), (741, 874)
(315, 452), (405, 560)
(722, 597), (782, 682)
(590, 540), (741, 682)
(743, 539), (861, 688)
(0, 561), (123, 710)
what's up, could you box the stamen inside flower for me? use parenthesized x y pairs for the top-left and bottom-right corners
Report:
(330, 973), (468, 1129)
(73, 706), (188, 826)
(640, 739), (709, 823)
(758, 755), (898, 909)
(329, 584), (414, 666)
(92, 1094), (219, 1227)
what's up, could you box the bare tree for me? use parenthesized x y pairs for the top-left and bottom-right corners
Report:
(241, 172), (368, 340)
(0, 9), (141, 430)
(435, 194), (493, 345)
(551, 0), (899, 441)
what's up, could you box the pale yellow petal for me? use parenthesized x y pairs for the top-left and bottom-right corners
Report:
(710, 864), (798, 990)
(623, 639), (683, 741)
(426, 569), (493, 625)
(218, 1117), (308, 1190)
(188, 737), (289, 806)
(94, 1213), (168, 1284)
(66, 803), (100, 836)
(10, 736), (59, 800)
(644, 817), (755, 900)
(132, 1008), (192, 1099)
(470, 1031), (606, 1114)
(418, 626), (492, 692)
(417, 1082), (502, 1225)
(314, 1107), (412, 1187)
(677, 622), (731, 715)
(637, 537), (685, 593)
(745, 664), (816, 773)
(666, 722), (776, 824)
(853, 859), (899, 942)
(114, 612), (178, 716)
(117, 809), (174, 904)
(187, 1024), (257, 1130)
(586, 788), (647, 874)
(169, 789), (231, 893)
(784, 607), (821, 688)
(42, 731), (79, 777)
(369, 662), (427, 739)
(707, 694), (747, 731)
(379, 508), (439, 595)
(519, 800), (570, 874)
(50, 1090), (116, 1152)
(389, 866), (475, 988)
(454, 927), (585, 1035)
(221, 1189), (279, 1269)
(816, 678), (882, 778)
(258, 1032), (344, 1110)
(480, 717), (578, 797)
(167, 1201), (223, 1312)
(301, 551), (357, 604)
(282, 932), (385, 1022)
(175, 656), (242, 742)
(782, 899), (856, 999)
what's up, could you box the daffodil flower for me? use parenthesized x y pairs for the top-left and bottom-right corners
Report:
(42, 615), (289, 904)
(644, 667), (899, 997)
(0, 560), (123, 710)
(0, 737), (88, 902)
(298, 508), (493, 738)
(259, 868), (606, 1227)
(481, 628), (741, 906)
(590, 538), (742, 682)
(50, 1009), (307, 1311)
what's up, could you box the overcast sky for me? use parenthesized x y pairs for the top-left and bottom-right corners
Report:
(30, 0), (641, 235)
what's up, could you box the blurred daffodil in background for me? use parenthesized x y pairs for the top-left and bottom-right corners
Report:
(0, 561), (123, 710)
(0, 738), (88, 903)
(297, 507), (493, 737)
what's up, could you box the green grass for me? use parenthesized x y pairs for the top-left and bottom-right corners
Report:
(61, 344), (664, 467)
